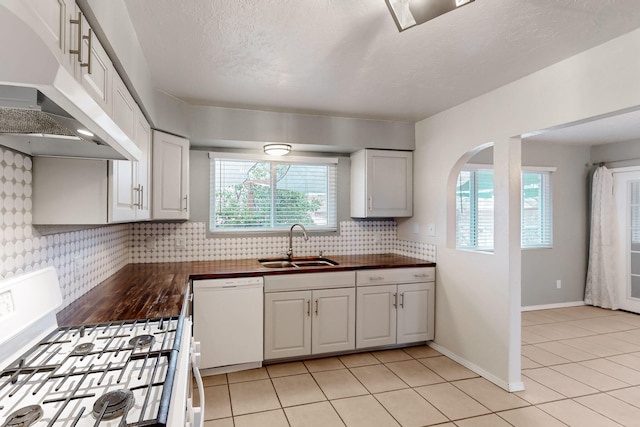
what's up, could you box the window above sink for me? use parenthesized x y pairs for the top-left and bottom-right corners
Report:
(209, 152), (338, 234)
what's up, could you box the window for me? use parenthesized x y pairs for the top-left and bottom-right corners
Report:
(455, 167), (553, 250)
(209, 152), (338, 233)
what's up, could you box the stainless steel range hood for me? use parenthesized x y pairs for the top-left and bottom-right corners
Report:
(0, 85), (131, 160)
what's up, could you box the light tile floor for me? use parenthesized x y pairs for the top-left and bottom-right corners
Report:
(199, 305), (640, 426)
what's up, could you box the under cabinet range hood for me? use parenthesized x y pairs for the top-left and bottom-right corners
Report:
(0, 85), (132, 160)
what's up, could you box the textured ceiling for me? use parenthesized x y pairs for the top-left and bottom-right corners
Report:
(124, 0), (640, 123)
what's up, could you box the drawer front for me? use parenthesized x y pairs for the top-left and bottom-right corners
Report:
(356, 267), (434, 286)
(264, 271), (356, 292)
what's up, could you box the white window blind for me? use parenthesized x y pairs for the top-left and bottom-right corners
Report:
(456, 169), (494, 250)
(456, 168), (553, 251)
(209, 153), (337, 232)
(521, 171), (553, 248)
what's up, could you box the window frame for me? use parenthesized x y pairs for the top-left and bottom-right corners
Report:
(208, 151), (339, 235)
(455, 164), (555, 251)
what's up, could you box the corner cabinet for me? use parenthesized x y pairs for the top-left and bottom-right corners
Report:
(263, 272), (356, 360)
(350, 149), (413, 218)
(152, 130), (190, 220)
(355, 267), (435, 349)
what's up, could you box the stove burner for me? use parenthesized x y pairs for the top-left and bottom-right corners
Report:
(92, 389), (134, 421)
(72, 342), (94, 355)
(129, 334), (155, 349)
(1, 405), (43, 427)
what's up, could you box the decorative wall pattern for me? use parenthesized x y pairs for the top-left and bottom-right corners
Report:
(1, 145), (436, 311)
(0, 147), (130, 309)
(130, 220), (436, 263)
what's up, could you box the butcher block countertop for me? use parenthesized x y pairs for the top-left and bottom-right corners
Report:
(56, 253), (435, 326)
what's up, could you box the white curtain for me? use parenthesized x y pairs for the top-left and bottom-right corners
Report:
(585, 165), (618, 309)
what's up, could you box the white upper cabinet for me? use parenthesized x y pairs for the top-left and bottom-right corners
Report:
(134, 108), (151, 220)
(351, 149), (413, 218)
(23, 0), (68, 56)
(109, 106), (151, 222)
(152, 130), (190, 220)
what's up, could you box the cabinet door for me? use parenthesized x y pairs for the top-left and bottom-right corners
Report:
(356, 285), (397, 348)
(76, 12), (111, 113)
(25, 0), (67, 55)
(134, 109), (151, 220)
(367, 150), (412, 217)
(264, 291), (311, 360)
(312, 288), (355, 355)
(152, 130), (190, 220)
(397, 282), (435, 344)
(108, 159), (135, 222)
(112, 74), (136, 141)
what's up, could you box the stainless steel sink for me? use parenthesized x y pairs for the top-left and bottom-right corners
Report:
(259, 257), (338, 268)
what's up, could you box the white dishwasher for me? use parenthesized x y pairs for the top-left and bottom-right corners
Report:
(193, 276), (264, 374)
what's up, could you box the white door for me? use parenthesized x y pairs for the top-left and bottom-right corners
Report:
(312, 288), (355, 354)
(356, 285), (397, 348)
(264, 291), (311, 360)
(615, 170), (640, 313)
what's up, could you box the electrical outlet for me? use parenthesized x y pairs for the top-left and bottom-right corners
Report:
(427, 224), (436, 237)
(373, 233), (381, 244)
(73, 257), (83, 279)
(145, 236), (157, 250)
(175, 238), (186, 250)
(556, 280), (562, 289)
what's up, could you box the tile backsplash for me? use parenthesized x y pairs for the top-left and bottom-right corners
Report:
(130, 221), (436, 263)
(0, 147), (130, 309)
(1, 146), (436, 311)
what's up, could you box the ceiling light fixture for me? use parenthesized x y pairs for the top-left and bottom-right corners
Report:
(76, 128), (94, 137)
(386, 0), (474, 32)
(263, 143), (291, 156)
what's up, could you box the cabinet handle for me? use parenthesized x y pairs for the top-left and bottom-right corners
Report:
(368, 196), (372, 211)
(307, 299), (310, 317)
(80, 28), (92, 74)
(393, 293), (397, 308)
(369, 276), (384, 281)
(400, 292), (404, 308)
(69, 12), (83, 60)
(184, 195), (188, 211)
(315, 299), (319, 316)
(139, 185), (144, 209)
(133, 186), (140, 208)
(414, 274), (430, 278)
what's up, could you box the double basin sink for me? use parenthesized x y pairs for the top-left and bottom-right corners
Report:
(259, 257), (338, 269)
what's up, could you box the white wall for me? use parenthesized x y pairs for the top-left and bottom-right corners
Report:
(400, 29), (640, 390)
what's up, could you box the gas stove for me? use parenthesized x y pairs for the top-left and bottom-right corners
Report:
(0, 317), (183, 426)
(0, 267), (203, 427)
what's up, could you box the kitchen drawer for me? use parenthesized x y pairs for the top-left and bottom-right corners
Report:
(356, 267), (434, 286)
(264, 271), (355, 292)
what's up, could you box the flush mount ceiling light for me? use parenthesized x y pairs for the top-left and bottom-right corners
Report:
(386, 0), (474, 32)
(263, 143), (291, 156)
(76, 128), (94, 137)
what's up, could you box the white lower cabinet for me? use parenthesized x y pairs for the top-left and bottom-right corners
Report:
(263, 272), (356, 360)
(264, 288), (355, 360)
(356, 268), (435, 349)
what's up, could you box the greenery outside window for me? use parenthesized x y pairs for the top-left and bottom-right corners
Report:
(209, 152), (338, 233)
(455, 166), (553, 251)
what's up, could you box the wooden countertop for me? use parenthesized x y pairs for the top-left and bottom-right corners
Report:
(56, 254), (435, 326)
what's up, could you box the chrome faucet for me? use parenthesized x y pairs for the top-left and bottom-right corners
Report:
(287, 223), (309, 259)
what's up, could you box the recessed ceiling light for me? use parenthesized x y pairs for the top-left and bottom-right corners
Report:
(77, 128), (94, 137)
(263, 143), (291, 156)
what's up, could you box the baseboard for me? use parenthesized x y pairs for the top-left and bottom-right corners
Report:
(428, 342), (524, 392)
(521, 301), (585, 312)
